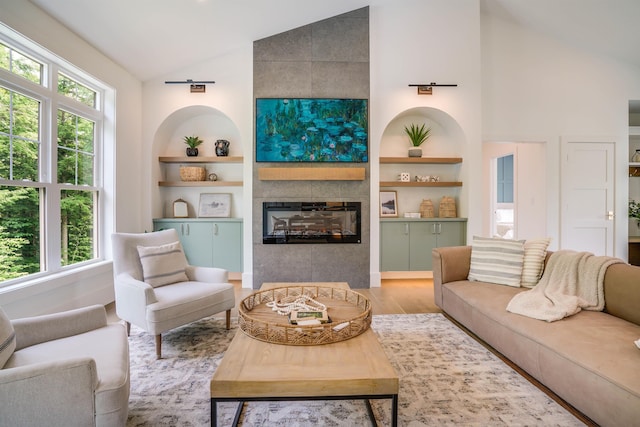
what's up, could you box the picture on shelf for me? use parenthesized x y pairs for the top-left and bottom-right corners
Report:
(198, 193), (231, 217)
(380, 191), (398, 217)
(255, 98), (368, 163)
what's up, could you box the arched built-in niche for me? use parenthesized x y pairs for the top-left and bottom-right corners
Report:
(151, 105), (243, 219)
(379, 107), (467, 218)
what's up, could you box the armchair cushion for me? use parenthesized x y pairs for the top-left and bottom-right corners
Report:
(137, 240), (189, 287)
(0, 307), (15, 368)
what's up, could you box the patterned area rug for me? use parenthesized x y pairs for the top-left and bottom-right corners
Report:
(126, 314), (583, 426)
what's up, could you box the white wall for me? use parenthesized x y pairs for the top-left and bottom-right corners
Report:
(0, 0), (143, 317)
(481, 9), (640, 258)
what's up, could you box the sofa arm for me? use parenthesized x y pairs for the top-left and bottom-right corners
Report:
(432, 246), (472, 308)
(186, 265), (228, 283)
(12, 305), (107, 351)
(114, 273), (157, 328)
(0, 358), (98, 426)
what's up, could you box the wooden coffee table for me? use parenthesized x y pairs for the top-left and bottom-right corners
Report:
(210, 282), (399, 426)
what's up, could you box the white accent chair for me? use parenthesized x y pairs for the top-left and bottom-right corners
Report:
(0, 304), (130, 426)
(111, 229), (235, 359)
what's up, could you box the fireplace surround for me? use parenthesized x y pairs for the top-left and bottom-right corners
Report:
(263, 202), (361, 244)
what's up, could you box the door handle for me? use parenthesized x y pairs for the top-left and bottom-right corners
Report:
(607, 211), (614, 221)
(214, 224), (219, 236)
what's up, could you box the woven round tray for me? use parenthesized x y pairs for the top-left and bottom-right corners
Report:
(238, 285), (372, 345)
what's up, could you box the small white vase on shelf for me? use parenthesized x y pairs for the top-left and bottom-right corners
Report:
(632, 149), (640, 162)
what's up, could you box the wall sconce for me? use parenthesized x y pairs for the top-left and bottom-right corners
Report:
(164, 79), (215, 93)
(408, 82), (457, 95)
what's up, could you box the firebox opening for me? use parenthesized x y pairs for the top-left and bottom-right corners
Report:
(263, 202), (361, 244)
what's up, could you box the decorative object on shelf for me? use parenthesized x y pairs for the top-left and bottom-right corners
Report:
(439, 196), (457, 218)
(408, 82), (458, 95)
(380, 191), (398, 218)
(164, 79), (215, 93)
(172, 198), (188, 218)
(399, 172), (410, 182)
(208, 172), (218, 181)
(629, 200), (640, 233)
(183, 135), (203, 156)
(632, 149), (640, 162)
(215, 139), (230, 157)
(415, 175), (430, 182)
(179, 166), (206, 181)
(404, 212), (420, 218)
(404, 123), (431, 157)
(198, 193), (231, 218)
(420, 199), (435, 218)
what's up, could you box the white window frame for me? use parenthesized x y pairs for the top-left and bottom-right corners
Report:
(0, 23), (114, 288)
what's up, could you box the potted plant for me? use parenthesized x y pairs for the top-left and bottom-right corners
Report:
(404, 123), (431, 157)
(630, 199), (640, 236)
(183, 135), (203, 157)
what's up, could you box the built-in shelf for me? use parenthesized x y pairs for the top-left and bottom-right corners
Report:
(158, 181), (242, 187)
(258, 167), (366, 181)
(380, 181), (463, 188)
(159, 156), (243, 163)
(379, 157), (462, 164)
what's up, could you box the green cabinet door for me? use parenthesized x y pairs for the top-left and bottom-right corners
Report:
(211, 221), (242, 272)
(409, 222), (438, 271)
(380, 221), (410, 271)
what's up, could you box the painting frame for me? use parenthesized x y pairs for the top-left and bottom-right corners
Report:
(198, 193), (231, 218)
(379, 191), (398, 218)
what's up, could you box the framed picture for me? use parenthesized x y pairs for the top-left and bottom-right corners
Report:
(380, 191), (398, 218)
(198, 193), (231, 217)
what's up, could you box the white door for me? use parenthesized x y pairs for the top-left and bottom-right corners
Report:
(561, 141), (614, 255)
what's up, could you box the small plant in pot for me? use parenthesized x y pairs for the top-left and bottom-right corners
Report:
(183, 135), (203, 157)
(404, 123), (431, 157)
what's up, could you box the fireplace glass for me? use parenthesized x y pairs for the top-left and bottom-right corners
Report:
(263, 202), (361, 244)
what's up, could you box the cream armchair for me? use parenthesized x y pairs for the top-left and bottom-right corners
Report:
(0, 304), (130, 426)
(111, 229), (235, 359)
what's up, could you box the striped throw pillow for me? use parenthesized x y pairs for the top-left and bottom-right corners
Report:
(521, 238), (551, 287)
(468, 236), (525, 287)
(137, 241), (189, 287)
(0, 306), (16, 369)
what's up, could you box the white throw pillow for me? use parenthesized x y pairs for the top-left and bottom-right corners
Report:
(521, 238), (551, 288)
(137, 241), (189, 287)
(0, 306), (16, 369)
(468, 236), (525, 287)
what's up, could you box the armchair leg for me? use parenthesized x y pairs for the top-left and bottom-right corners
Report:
(125, 321), (131, 336)
(226, 310), (231, 329)
(155, 334), (162, 359)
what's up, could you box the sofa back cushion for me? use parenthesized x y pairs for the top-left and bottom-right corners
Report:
(603, 262), (640, 326)
(0, 306), (16, 368)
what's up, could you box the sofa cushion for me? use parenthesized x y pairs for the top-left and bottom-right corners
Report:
(0, 306), (16, 369)
(137, 241), (189, 287)
(521, 238), (551, 287)
(468, 236), (525, 287)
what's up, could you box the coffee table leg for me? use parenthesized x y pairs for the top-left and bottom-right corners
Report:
(231, 401), (245, 427)
(210, 399), (217, 427)
(365, 399), (377, 426)
(391, 394), (398, 427)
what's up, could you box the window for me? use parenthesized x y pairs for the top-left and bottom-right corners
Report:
(0, 27), (110, 285)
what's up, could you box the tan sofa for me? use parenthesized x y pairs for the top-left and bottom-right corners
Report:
(432, 246), (640, 427)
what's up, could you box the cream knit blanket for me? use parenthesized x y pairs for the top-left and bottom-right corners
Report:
(506, 250), (623, 322)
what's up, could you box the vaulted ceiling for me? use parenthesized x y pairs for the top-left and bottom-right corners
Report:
(28, 0), (640, 83)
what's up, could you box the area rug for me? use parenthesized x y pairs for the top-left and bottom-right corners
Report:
(126, 314), (583, 426)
